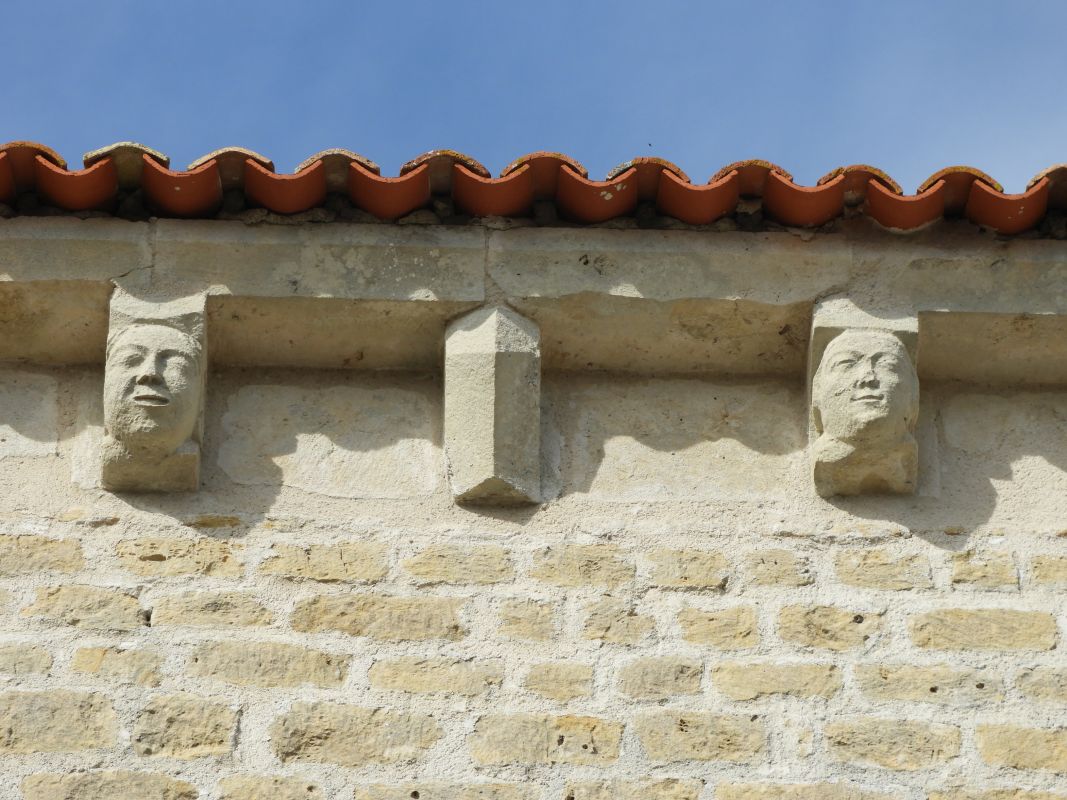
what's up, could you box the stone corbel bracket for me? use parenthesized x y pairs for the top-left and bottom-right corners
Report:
(808, 299), (920, 498)
(101, 290), (207, 492)
(444, 306), (541, 505)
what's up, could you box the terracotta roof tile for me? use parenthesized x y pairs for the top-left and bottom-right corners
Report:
(0, 141), (1063, 235)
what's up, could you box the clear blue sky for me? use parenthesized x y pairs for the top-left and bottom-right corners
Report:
(3, 0), (1063, 191)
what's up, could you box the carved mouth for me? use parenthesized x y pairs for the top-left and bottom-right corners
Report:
(851, 393), (885, 404)
(132, 393), (170, 406)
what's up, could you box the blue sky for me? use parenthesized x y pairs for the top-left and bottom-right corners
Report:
(2, 0), (1063, 191)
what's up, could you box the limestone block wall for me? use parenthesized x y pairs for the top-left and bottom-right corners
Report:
(0, 218), (1064, 799)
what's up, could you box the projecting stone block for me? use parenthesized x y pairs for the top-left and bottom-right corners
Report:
(101, 290), (206, 492)
(808, 300), (919, 497)
(444, 305), (541, 504)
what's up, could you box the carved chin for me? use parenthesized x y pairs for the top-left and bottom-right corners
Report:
(107, 407), (192, 453)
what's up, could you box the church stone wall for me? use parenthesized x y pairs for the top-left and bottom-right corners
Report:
(0, 218), (1064, 799)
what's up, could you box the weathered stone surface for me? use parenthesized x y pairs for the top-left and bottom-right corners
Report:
(1032, 555), (1067, 586)
(258, 541), (388, 582)
(369, 658), (502, 695)
(404, 544), (513, 584)
(712, 662), (841, 701)
(855, 664), (1003, 704)
(635, 711), (765, 762)
(530, 544), (634, 587)
(911, 609), (1056, 650)
(469, 714), (622, 765)
(1016, 667), (1067, 702)
(498, 598), (555, 640)
(22, 585), (147, 631)
(618, 657), (703, 699)
(524, 662), (593, 701)
(0, 644), (52, 674)
(218, 383), (439, 499)
(834, 548), (932, 590)
(825, 718), (961, 770)
(566, 779), (703, 800)
(116, 536), (241, 577)
(0, 691), (116, 752)
(678, 606), (758, 648)
(132, 692), (237, 758)
(152, 591), (272, 627)
(0, 372), (59, 456)
(71, 647), (162, 686)
(951, 551), (1018, 590)
(744, 549), (813, 587)
(189, 640), (348, 688)
(272, 702), (441, 766)
(648, 548), (729, 589)
(218, 775), (325, 800)
(292, 594), (465, 640)
(779, 605), (882, 650)
(23, 771), (198, 800)
(0, 534), (82, 574)
(976, 725), (1067, 771)
(717, 785), (898, 800)
(353, 785), (533, 800)
(929, 791), (1067, 800)
(583, 598), (654, 644)
(444, 306), (540, 505)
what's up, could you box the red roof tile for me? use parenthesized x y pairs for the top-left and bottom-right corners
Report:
(0, 141), (1063, 235)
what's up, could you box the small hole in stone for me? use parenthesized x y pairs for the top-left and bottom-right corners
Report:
(929, 686), (938, 693)
(853, 615), (864, 623)
(411, 793), (419, 799)
(581, 744), (588, 750)
(557, 735), (565, 745)
(976, 682), (985, 689)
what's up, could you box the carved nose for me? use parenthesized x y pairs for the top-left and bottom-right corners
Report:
(857, 366), (879, 387)
(135, 370), (162, 386)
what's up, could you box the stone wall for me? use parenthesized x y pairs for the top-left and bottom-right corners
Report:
(0, 218), (1065, 799)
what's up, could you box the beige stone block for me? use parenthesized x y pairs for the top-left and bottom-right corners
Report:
(132, 692), (237, 758)
(369, 658), (502, 695)
(582, 598), (654, 644)
(0, 644), (52, 674)
(618, 657), (703, 699)
(0, 691), (116, 753)
(530, 544), (634, 587)
(678, 606), (758, 649)
(469, 714), (621, 766)
(292, 594), (465, 640)
(353, 785), (533, 800)
(152, 591), (272, 627)
(524, 662), (593, 701)
(219, 775), (324, 800)
(189, 641), (348, 688)
(404, 544), (513, 585)
(71, 647), (163, 686)
(116, 536), (241, 577)
(23, 771), (198, 800)
(951, 551), (1018, 590)
(566, 779), (703, 800)
(0, 534), (83, 575)
(445, 306), (541, 504)
(855, 664), (1002, 704)
(930, 791), (1067, 800)
(779, 605), (882, 651)
(498, 598), (555, 640)
(712, 662), (841, 701)
(825, 717), (961, 770)
(1033, 555), (1067, 586)
(272, 702), (441, 766)
(648, 548), (729, 589)
(977, 725), (1067, 771)
(834, 549), (932, 590)
(744, 549), (813, 587)
(635, 711), (764, 762)
(1017, 667), (1067, 702)
(717, 784), (899, 800)
(911, 609), (1056, 650)
(22, 585), (147, 631)
(258, 541), (388, 583)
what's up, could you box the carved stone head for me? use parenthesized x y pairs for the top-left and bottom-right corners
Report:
(812, 329), (918, 445)
(103, 322), (203, 456)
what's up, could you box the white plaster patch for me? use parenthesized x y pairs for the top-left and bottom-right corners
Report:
(0, 370), (59, 457)
(557, 378), (805, 501)
(218, 384), (439, 498)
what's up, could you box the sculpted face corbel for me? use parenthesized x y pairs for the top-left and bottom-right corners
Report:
(810, 328), (919, 497)
(101, 292), (206, 492)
